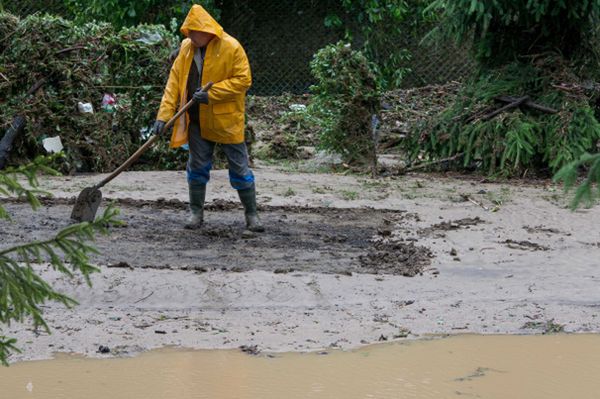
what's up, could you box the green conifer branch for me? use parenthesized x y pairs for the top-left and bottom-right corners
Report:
(0, 156), (118, 365)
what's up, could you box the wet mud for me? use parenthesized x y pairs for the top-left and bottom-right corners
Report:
(0, 199), (433, 276)
(3, 170), (600, 362)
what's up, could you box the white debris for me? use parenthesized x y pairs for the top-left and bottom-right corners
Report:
(77, 102), (94, 114)
(289, 104), (307, 112)
(42, 136), (63, 153)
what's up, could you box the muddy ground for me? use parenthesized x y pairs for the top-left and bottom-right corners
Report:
(2, 200), (431, 276)
(2, 164), (600, 362)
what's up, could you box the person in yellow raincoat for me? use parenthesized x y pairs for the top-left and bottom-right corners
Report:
(153, 5), (263, 232)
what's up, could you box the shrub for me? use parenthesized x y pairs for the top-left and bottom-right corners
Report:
(408, 57), (600, 176)
(0, 12), (185, 173)
(309, 41), (380, 170)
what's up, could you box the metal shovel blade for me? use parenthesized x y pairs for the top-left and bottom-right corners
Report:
(71, 187), (102, 222)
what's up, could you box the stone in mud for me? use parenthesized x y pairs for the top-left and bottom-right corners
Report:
(503, 239), (549, 251)
(239, 345), (260, 355)
(419, 217), (485, 236)
(241, 230), (256, 239)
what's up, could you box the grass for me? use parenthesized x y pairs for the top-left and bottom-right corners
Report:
(522, 319), (565, 334)
(312, 185), (333, 194)
(484, 187), (512, 206)
(340, 190), (359, 200)
(360, 179), (390, 189)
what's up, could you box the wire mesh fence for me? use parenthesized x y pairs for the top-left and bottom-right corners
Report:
(3, 0), (475, 94)
(1, 0), (68, 19)
(226, 1), (476, 94)
(220, 0), (345, 95)
(396, 25), (476, 88)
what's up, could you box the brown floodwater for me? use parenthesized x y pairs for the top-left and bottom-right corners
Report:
(2, 334), (600, 398)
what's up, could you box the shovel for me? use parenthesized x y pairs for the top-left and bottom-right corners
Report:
(70, 82), (213, 222)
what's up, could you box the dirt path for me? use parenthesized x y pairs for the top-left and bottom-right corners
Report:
(2, 164), (600, 361)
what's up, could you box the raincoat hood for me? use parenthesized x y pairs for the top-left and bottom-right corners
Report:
(180, 5), (223, 39)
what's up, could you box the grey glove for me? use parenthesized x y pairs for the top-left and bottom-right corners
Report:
(153, 120), (166, 135)
(192, 88), (209, 104)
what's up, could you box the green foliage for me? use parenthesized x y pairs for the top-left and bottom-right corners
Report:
(420, 1), (600, 205)
(310, 41), (380, 167)
(0, 12), (185, 172)
(0, 0), (67, 18)
(339, 0), (411, 88)
(554, 153), (600, 209)
(0, 155), (60, 219)
(0, 157), (119, 365)
(63, 0), (220, 30)
(408, 58), (600, 176)
(328, 0), (436, 89)
(428, 0), (600, 68)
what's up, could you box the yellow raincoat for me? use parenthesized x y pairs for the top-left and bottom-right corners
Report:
(157, 5), (252, 147)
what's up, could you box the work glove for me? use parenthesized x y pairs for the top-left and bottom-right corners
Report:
(152, 120), (166, 135)
(193, 88), (209, 104)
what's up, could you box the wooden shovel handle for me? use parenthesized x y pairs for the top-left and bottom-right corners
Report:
(95, 82), (213, 189)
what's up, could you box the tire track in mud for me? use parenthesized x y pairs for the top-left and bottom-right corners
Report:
(1, 198), (434, 276)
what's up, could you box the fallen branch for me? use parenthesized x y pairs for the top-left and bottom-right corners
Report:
(26, 78), (47, 96)
(462, 194), (490, 211)
(395, 105), (429, 118)
(379, 137), (404, 151)
(93, 85), (163, 89)
(494, 96), (558, 114)
(480, 96), (529, 121)
(55, 45), (86, 55)
(134, 291), (154, 304)
(398, 152), (464, 174)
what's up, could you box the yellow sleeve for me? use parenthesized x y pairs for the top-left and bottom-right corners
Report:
(209, 45), (252, 102)
(156, 48), (183, 122)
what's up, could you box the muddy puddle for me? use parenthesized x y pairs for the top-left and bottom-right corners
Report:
(1, 199), (432, 276)
(2, 334), (600, 398)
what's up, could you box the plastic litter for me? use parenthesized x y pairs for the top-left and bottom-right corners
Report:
(135, 30), (163, 45)
(140, 126), (152, 140)
(101, 93), (117, 113)
(42, 136), (64, 153)
(77, 102), (94, 114)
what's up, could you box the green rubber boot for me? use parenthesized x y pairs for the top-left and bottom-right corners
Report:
(238, 186), (265, 232)
(185, 183), (206, 230)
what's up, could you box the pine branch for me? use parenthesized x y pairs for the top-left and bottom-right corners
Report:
(554, 153), (600, 209)
(0, 154), (61, 220)
(0, 206), (119, 365)
(0, 156), (119, 366)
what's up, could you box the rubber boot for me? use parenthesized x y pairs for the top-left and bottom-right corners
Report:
(238, 186), (265, 232)
(184, 183), (206, 229)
